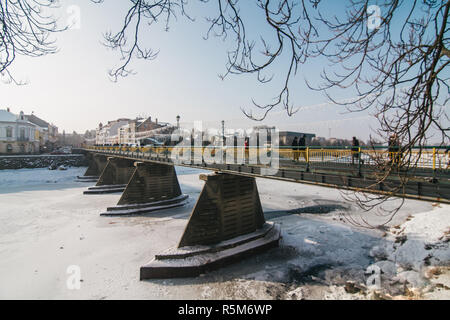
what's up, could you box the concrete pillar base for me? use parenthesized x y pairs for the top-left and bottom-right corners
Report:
(84, 157), (135, 195)
(140, 222), (280, 279)
(83, 184), (127, 194)
(82, 153), (107, 178)
(101, 194), (189, 216)
(76, 175), (99, 183)
(140, 172), (281, 279)
(102, 162), (188, 215)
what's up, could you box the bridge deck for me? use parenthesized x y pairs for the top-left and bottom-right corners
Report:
(84, 147), (450, 204)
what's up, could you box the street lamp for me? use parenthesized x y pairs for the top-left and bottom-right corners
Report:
(221, 120), (225, 146)
(176, 115), (180, 129)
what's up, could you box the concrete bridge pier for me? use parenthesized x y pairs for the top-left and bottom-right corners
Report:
(77, 153), (107, 182)
(101, 162), (189, 216)
(140, 172), (281, 279)
(84, 157), (135, 194)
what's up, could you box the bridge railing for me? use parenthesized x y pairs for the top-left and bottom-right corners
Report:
(86, 146), (449, 171)
(357, 148), (448, 170)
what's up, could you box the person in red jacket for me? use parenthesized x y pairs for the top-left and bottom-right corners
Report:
(244, 137), (250, 163)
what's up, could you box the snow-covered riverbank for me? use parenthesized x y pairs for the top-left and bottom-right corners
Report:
(0, 154), (87, 170)
(0, 167), (87, 192)
(0, 167), (448, 299)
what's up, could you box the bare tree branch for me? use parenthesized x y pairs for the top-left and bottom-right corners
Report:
(0, 0), (64, 83)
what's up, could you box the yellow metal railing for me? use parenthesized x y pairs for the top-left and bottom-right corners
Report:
(86, 146), (449, 170)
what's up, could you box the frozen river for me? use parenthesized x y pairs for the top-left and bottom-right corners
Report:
(0, 167), (448, 299)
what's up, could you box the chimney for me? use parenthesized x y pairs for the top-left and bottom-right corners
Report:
(7, 107), (10, 112)
(155, 118), (158, 125)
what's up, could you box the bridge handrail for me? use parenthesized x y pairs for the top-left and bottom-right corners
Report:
(85, 145), (450, 171)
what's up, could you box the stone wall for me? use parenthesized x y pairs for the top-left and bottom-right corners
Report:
(0, 154), (88, 170)
(0, 141), (40, 155)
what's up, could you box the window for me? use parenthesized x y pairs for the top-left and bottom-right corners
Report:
(6, 144), (12, 153)
(6, 127), (12, 138)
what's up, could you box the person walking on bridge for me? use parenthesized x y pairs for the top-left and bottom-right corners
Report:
(292, 137), (299, 161)
(298, 134), (307, 161)
(388, 134), (401, 166)
(351, 136), (360, 165)
(244, 137), (250, 164)
(445, 147), (450, 169)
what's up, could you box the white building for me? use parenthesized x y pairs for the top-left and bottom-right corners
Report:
(95, 119), (131, 145)
(24, 113), (58, 149)
(0, 109), (40, 154)
(118, 122), (137, 145)
(95, 116), (171, 146)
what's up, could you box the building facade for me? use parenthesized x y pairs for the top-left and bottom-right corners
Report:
(0, 109), (40, 155)
(25, 113), (58, 152)
(96, 116), (168, 146)
(96, 119), (133, 145)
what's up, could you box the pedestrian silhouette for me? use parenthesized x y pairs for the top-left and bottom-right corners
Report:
(292, 137), (299, 161)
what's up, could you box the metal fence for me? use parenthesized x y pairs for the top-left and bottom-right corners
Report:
(87, 146), (450, 171)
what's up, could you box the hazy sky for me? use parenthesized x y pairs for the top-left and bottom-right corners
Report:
(1, 1), (446, 142)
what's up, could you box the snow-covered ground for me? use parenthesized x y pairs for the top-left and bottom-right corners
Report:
(0, 167), (448, 300)
(0, 167), (86, 193)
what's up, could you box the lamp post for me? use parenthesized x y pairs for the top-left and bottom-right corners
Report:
(221, 120), (225, 147)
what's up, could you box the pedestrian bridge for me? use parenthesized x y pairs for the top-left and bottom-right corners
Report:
(79, 145), (449, 280)
(84, 145), (450, 203)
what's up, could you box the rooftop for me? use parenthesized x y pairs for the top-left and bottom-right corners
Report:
(0, 109), (18, 123)
(25, 114), (50, 128)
